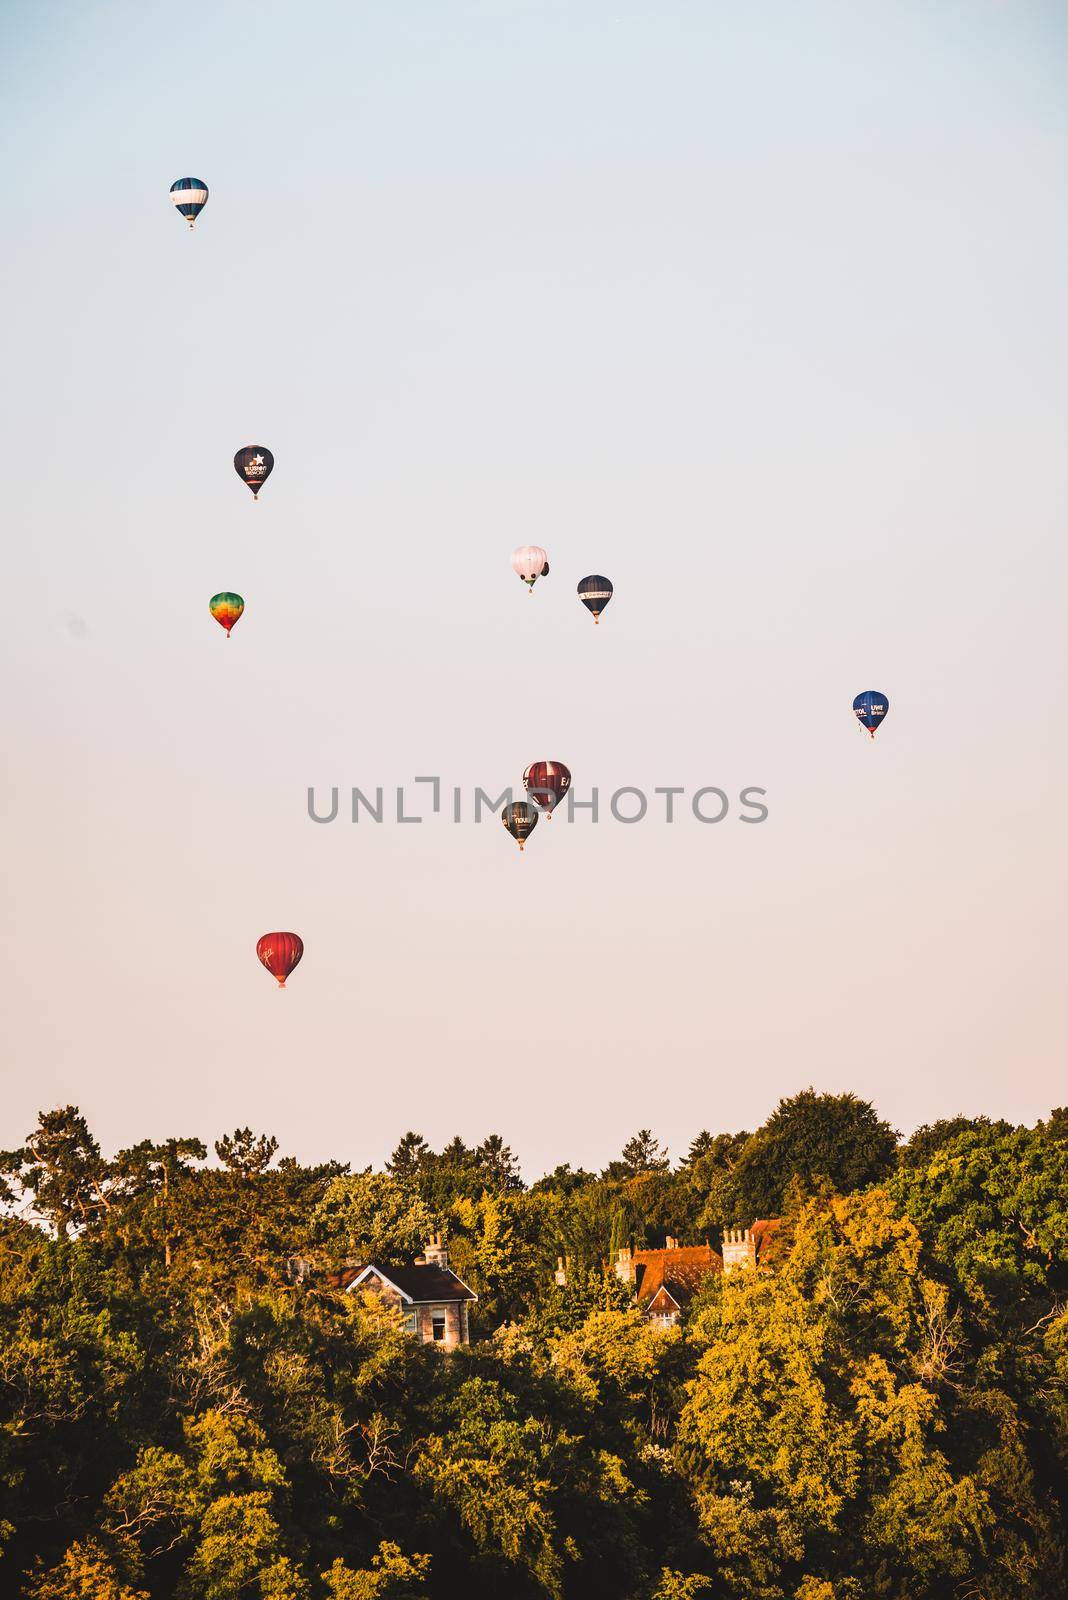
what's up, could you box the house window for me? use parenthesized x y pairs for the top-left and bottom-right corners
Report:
(403, 1311), (418, 1334)
(431, 1313), (447, 1342)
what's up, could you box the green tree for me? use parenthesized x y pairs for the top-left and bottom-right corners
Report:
(685, 1131), (751, 1236)
(215, 1128), (280, 1177)
(891, 1120), (1068, 1317)
(711, 1091), (898, 1222)
(899, 1114), (1013, 1168)
(109, 1135), (207, 1266)
(0, 1106), (112, 1237)
(314, 1171), (435, 1265)
(413, 1377), (572, 1597)
(534, 1263), (632, 1336)
(395, 1135), (524, 1209)
(678, 1132), (717, 1168)
(386, 1133), (430, 1183)
(27, 1539), (149, 1600)
(103, 1411), (309, 1598)
(322, 1542), (431, 1598)
(474, 1134), (524, 1194)
(679, 1188), (1063, 1598)
(2, 1099), (1067, 1598)
(530, 1164), (597, 1196)
(162, 1150), (343, 1293)
(605, 1130), (670, 1180)
(649, 1571), (712, 1600)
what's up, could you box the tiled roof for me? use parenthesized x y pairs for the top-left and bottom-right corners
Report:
(631, 1243), (722, 1311)
(646, 1284), (683, 1314)
(334, 1263), (476, 1303)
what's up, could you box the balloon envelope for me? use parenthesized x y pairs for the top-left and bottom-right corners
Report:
(256, 931), (303, 987)
(234, 446), (274, 499)
(502, 801), (539, 851)
(209, 592), (244, 636)
(853, 690), (889, 737)
(523, 760), (571, 816)
(578, 575), (613, 622)
(170, 177), (208, 225)
(512, 545), (549, 588)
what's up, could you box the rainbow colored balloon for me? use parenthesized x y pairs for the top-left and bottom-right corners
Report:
(209, 592), (244, 637)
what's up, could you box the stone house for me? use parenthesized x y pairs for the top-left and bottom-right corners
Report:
(335, 1234), (477, 1349)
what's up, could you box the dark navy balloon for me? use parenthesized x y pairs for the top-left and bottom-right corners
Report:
(853, 690), (889, 738)
(578, 575), (613, 624)
(170, 177), (208, 228)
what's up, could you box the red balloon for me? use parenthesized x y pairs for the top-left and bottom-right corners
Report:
(523, 760), (571, 818)
(256, 931), (303, 988)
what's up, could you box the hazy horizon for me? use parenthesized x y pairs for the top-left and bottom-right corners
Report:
(2, 0), (1066, 1179)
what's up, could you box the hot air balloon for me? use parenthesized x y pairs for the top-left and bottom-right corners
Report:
(853, 690), (889, 738)
(502, 801), (539, 853)
(578, 575), (612, 623)
(234, 446), (274, 500)
(209, 592), (244, 638)
(512, 546), (549, 591)
(523, 760), (571, 819)
(257, 931), (303, 988)
(170, 177), (208, 228)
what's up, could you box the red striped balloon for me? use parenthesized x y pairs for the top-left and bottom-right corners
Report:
(523, 760), (571, 818)
(256, 931), (304, 988)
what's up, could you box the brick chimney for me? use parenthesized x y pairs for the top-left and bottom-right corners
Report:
(554, 1255), (568, 1288)
(665, 1236), (678, 1251)
(423, 1232), (448, 1270)
(614, 1245), (634, 1283)
(721, 1226), (757, 1274)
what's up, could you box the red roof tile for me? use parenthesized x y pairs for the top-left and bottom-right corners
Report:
(630, 1243), (722, 1311)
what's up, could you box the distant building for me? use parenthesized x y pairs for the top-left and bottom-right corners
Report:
(613, 1237), (723, 1327)
(553, 1222), (781, 1329)
(720, 1220), (780, 1274)
(333, 1234), (477, 1348)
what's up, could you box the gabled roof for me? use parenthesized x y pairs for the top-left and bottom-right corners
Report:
(645, 1284), (683, 1315)
(339, 1262), (477, 1303)
(630, 1243), (722, 1313)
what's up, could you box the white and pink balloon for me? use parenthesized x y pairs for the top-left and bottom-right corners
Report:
(511, 545), (549, 591)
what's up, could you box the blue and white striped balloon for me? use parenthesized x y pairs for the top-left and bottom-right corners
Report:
(170, 177), (209, 228)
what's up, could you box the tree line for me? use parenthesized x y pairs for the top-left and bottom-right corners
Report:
(0, 1091), (1065, 1598)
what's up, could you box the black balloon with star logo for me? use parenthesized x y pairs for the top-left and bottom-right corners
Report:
(234, 445), (275, 500)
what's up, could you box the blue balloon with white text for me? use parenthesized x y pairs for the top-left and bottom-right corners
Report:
(853, 690), (889, 738)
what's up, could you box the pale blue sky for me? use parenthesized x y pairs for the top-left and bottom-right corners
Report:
(2, 1), (1066, 1174)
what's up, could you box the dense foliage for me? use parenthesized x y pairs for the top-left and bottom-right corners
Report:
(1, 1092), (1065, 1598)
